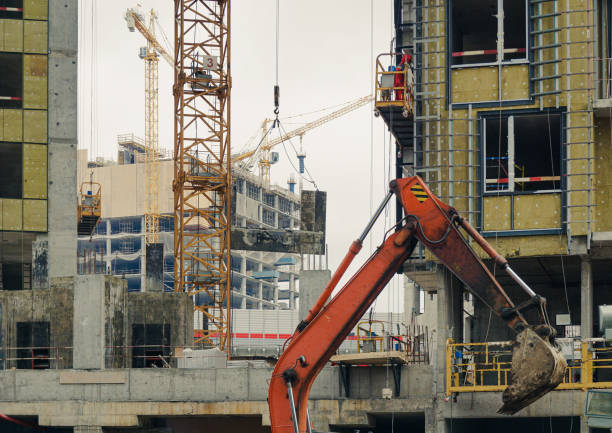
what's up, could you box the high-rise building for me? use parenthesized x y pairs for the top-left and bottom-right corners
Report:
(0, 0), (77, 290)
(77, 136), (300, 311)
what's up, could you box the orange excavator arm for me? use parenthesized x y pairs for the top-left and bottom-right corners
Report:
(268, 176), (565, 433)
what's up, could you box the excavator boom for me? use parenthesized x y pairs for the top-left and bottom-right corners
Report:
(268, 177), (566, 433)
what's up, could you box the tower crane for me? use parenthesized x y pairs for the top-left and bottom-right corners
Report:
(174, 0), (232, 352)
(125, 8), (173, 281)
(233, 94), (374, 188)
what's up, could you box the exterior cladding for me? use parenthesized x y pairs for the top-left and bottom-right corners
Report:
(0, 0), (48, 233)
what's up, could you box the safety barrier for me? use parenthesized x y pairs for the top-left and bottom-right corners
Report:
(446, 338), (612, 395)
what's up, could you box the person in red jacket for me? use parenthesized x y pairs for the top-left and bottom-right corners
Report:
(394, 54), (412, 101)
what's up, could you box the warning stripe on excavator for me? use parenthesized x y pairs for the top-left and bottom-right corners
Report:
(410, 185), (428, 203)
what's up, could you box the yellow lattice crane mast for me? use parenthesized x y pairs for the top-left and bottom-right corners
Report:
(126, 8), (173, 248)
(174, 0), (232, 352)
(233, 95), (374, 187)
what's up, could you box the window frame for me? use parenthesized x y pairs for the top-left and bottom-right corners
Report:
(449, 0), (529, 69)
(481, 108), (565, 196)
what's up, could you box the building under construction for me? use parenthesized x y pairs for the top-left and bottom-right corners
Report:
(1, 0), (612, 432)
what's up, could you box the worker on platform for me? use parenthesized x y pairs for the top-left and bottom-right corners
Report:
(394, 53), (412, 101)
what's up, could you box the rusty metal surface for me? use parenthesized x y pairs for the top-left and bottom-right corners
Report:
(499, 328), (567, 414)
(173, 0), (232, 351)
(230, 228), (325, 254)
(392, 177), (524, 328)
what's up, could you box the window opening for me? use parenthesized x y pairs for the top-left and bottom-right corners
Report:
(484, 112), (561, 193)
(16, 322), (50, 369)
(246, 182), (260, 200)
(262, 208), (275, 227)
(131, 324), (171, 368)
(263, 192), (276, 207)
(0, 53), (22, 108)
(0, 142), (22, 198)
(451, 0), (527, 66)
(0, 0), (23, 19)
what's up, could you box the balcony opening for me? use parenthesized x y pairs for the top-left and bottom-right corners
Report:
(484, 111), (561, 193)
(451, 0), (527, 66)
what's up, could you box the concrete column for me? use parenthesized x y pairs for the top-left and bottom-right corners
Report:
(240, 256), (247, 309)
(581, 256), (594, 339)
(105, 223), (111, 274)
(298, 270), (331, 322)
(48, 0), (78, 279)
(273, 275), (279, 308)
(289, 274), (296, 309)
(434, 266), (462, 395)
(73, 275), (105, 369)
(257, 262), (263, 309)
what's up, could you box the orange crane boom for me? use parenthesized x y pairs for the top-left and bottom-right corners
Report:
(268, 176), (566, 432)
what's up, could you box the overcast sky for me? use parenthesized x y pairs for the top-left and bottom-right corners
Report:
(77, 0), (404, 313)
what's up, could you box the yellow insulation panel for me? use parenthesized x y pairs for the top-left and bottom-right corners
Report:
(23, 55), (47, 109)
(483, 196), (511, 231)
(23, 143), (47, 199)
(501, 65), (529, 101)
(24, 0), (48, 20)
(24, 20), (47, 54)
(23, 109), (46, 143)
(0, 109), (22, 142)
(513, 193), (561, 230)
(452, 66), (498, 103)
(0, 19), (23, 52)
(0, 199), (22, 231)
(476, 234), (568, 259)
(23, 199), (46, 232)
(595, 117), (612, 231)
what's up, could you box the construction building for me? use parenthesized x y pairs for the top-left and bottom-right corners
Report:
(375, 0), (612, 431)
(76, 137), (300, 311)
(0, 1), (612, 433)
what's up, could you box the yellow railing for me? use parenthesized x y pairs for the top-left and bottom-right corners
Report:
(446, 338), (612, 395)
(356, 320), (386, 353)
(375, 52), (414, 116)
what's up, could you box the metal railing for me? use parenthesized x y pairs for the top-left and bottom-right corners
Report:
(446, 338), (612, 395)
(374, 52), (415, 116)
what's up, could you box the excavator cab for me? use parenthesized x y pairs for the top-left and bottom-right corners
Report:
(77, 181), (101, 236)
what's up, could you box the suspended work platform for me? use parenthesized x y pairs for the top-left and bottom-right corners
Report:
(77, 181), (101, 236)
(374, 52), (414, 148)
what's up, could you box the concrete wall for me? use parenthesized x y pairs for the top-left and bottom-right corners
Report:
(46, 0), (78, 280)
(0, 364), (432, 429)
(0, 278), (73, 369)
(127, 291), (193, 366)
(298, 269), (330, 322)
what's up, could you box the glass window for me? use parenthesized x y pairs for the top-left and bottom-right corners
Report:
(484, 111), (561, 193)
(451, 0), (527, 66)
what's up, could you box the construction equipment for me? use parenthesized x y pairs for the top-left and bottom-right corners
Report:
(233, 95), (373, 187)
(125, 7), (172, 248)
(268, 176), (566, 432)
(174, 0), (232, 351)
(77, 181), (101, 236)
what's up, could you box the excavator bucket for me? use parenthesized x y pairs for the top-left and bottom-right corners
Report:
(498, 328), (567, 415)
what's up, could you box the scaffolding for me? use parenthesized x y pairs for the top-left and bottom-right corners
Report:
(173, 0), (232, 352)
(387, 0), (596, 244)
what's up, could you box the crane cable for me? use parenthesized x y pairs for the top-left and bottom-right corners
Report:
(273, 0), (280, 123)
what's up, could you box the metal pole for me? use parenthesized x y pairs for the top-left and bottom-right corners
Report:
(286, 381), (300, 433)
(504, 266), (537, 298)
(306, 407), (313, 433)
(359, 191), (393, 242)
